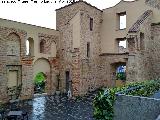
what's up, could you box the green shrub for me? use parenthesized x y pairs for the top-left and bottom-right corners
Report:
(34, 72), (46, 85)
(116, 72), (126, 80)
(93, 89), (116, 120)
(93, 80), (160, 120)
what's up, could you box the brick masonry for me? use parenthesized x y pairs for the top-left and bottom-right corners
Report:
(1, 0), (160, 102)
(56, 1), (103, 96)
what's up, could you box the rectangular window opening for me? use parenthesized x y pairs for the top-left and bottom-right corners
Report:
(118, 12), (126, 30)
(90, 18), (93, 31)
(118, 39), (127, 53)
(87, 42), (90, 57)
(140, 32), (145, 50)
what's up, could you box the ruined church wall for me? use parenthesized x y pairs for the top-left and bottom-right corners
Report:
(99, 54), (128, 87)
(79, 9), (103, 95)
(0, 26), (34, 102)
(0, 24), (59, 102)
(127, 12), (153, 82)
(0, 18), (60, 62)
(56, 2), (103, 96)
(150, 25), (160, 79)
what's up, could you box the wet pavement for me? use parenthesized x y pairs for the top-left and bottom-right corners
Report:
(20, 93), (96, 120)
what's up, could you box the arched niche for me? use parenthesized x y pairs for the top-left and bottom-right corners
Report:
(7, 33), (21, 56)
(33, 58), (51, 94)
(40, 40), (45, 53)
(33, 58), (50, 77)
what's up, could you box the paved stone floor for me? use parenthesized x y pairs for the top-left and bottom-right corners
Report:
(21, 93), (96, 120)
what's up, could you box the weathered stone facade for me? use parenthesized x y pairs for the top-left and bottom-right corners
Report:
(1, 0), (160, 102)
(150, 24), (160, 79)
(0, 26), (34, 102)
(56, 1), (103, 96)
(127, 10), (153, 82)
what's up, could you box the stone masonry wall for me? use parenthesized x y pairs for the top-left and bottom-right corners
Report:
(146, 0), (160, 10)
(38, 33), (60, 94)
(56, 1), (103, 96)
(127, 11), (153, 82)
(21, 57), (34, 100)
(100, 53), (128, 87)
(79, 5), (103, 95)
(150, 24), (160, 79)
(0, 26), (60, 102)
(0, 35), (8, 102)
(38, 33), (59, 55)
(0, 26), (34, 102)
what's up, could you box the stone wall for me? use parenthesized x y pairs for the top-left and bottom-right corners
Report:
(0, 35), (8, 102)
(48, 57), (60, 95)
(0, 26), (60, 102)
(38, 33), (58, 55)
(150, 24), (160, 79)
(0, 26), (32, 102)
(79, 4), (103, 95)
(57, 2), (102, 95)
(98, 10), (154, 86)
(37, 33), (60, 95)
(146, 0), (160, 10)
(99, 53), (128, 87)
(114, 94), (160, 120)
(56, 1), (103, 96)
(127, 10), (153, 82)
(21, 57), (34, 100)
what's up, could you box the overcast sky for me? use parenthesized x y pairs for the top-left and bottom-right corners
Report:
(0, 0), (133, 29)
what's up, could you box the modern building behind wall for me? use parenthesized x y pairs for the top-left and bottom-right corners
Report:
(0, 0), (160, 102)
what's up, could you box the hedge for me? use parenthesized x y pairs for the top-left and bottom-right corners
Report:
(93, 80), (160, 120)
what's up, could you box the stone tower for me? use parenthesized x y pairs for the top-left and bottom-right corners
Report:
(56, 1), (103, 96)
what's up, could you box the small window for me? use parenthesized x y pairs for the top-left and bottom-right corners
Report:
(118, 12), (126, 30)
(119, 40), (126, 48)
(90, 18), (93, 31)
(40, 40), (45, 53)
(26, 40), (29, 55)
(87, 42), (90, 57)
(118, 39), (127, 53)
(26, 37), (34, 56)
(140, 32), (145, 50)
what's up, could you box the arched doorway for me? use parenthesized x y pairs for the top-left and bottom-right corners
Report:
(34, 72), (46, 94)
(33, 58), (50, 94)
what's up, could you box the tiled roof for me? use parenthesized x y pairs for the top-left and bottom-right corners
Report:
(128, 10), (152, 33)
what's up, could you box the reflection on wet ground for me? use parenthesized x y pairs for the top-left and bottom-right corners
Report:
(23, 94), (96, 120)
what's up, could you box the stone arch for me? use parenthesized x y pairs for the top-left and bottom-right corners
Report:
(33, 58), (51, 94)
(26, 37), (34, 56)
(7, 33), (21, 56)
